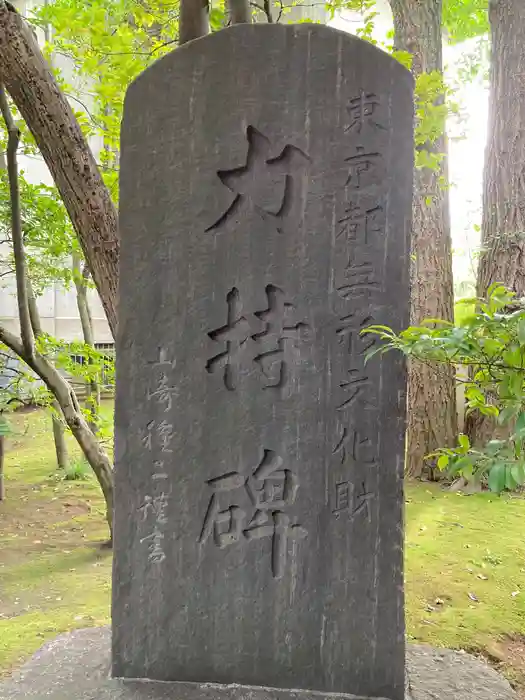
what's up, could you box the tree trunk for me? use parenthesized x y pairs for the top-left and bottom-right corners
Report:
(389, 0), (457, 478)
(466, 0), (525, 446)
(52, 400), (69, 469)
(228, 0), (251, 24)
(73, 254), (100, 433)
(26, 276), (69, 468)
(0, 85), (34, 359)
(179, 0), (209, 45)
(0, 3), (119, 339)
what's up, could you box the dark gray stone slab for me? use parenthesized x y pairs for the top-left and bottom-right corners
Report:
(0, 629), (517, 700)
(115, 22), (413, 700)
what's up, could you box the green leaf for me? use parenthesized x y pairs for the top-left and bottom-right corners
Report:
(486, 439), (506, 456)
(518, 318), (525, 345)
(498, 405), (518, 426)
(437, 454), (449, 470)
(515, 412), (525, 437)
(488, 463), (507, 493)
(511, 463), (525, 485)
(505, 466), (518, 491)
(458, 433), (470, 452)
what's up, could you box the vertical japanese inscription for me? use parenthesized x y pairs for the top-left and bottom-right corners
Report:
(201, 124), (312, 579)
(138, 349), (175, 564)
(331, 87), (388, 517)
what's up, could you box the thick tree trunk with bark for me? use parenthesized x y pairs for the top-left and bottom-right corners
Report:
(466, 0), (525, 446)
(0, 2), (119, 338)
(389, 0), (457, 478)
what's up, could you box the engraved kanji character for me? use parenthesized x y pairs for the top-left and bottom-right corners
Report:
(344, 146), (381, 190)
(152, 348), (176, 370)
(157, 420), (174, 453)
(345, 90), (385, 134)
(351, 481), (374, 522)
(337, 262), (381, 298)
(244, 510), (307, 579)
(245, 449), (299, 509)
(140, 527), (166, 564)
(147, 350), (177, 412)
(332, 427), (377, 467)
(206, 126), (310, 233)
(199, 471), (247, 548)
(152, 470), (168, 481)
(148, 373), (177, 412)
(199, 450), (307, 579)
(336, 313), (377, 356)
(337, 202), (384, 245)
(141, 420), (155, 451)
(333, 481), (351, 514)
(252, 285), (309, 390)
(206, 288), (252, 391)
(332, 425), (351, 465)
(337, 368), (374, 413)
(138, 493), (169, 524)
(139, 495), (154, 521)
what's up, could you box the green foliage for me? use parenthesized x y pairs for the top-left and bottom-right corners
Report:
(62, 457), (91, 481)
(365, 285), (525, 492)
(36, 334), (114, 389)
(0, 171), (78, 292)
(325, 0), (375, 22)
(414, 70), (458, 171)
(442, 0), (489, 44)
(0, 346), (50, 410)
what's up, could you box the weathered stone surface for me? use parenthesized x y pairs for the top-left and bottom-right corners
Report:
(0, 629), (517, 700)
(115, 22), (413, 700)
(406, 644), (517, 700)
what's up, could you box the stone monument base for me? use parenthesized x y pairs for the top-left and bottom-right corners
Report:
(0, 627), (516, 700)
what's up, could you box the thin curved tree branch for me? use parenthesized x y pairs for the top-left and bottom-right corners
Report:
(0, 85), (34, 359)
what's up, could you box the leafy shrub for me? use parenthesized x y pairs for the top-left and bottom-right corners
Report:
(365, 284), (525, 492)
(63, 458), (90, 481)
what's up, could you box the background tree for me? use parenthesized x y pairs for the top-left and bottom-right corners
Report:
(388, 0), (457, 478)
(465, 0), (525, 445)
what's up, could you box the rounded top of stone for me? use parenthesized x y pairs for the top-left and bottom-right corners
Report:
(124, 22), (413, 110)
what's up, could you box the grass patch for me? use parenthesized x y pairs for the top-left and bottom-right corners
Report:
(405, 484), (525, 652)
(0, 403), (112, 676)
(0, 407), (524, 690)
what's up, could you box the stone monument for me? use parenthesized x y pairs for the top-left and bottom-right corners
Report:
(0, 19), (519, 700)
(113, 23), (413, 700)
